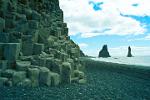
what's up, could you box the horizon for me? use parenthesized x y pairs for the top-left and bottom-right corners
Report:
(60, 0), (150, 57)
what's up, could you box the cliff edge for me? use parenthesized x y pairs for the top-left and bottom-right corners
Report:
(0, 0), (85, 87)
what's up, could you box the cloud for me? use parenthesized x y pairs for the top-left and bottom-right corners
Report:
(59, 0), (148, 38)
(128, 34), (150, 41)
(145, 34), (150, 40)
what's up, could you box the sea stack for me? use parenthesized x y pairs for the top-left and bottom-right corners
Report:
(127, 46), (133, 57)
(0, 0), (85, 87)
(98, 45), (111, 58)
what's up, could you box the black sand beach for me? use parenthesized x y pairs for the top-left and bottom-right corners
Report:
(1, 58), (150, 100)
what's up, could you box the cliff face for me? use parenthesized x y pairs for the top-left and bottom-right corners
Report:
(0, 0), (85, 87)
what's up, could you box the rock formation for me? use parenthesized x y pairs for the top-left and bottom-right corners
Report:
(98, 45), (111, 58)
(127, 46), (133, 57)
(80, 50), (85, 57)
(0, 0), (85, 87)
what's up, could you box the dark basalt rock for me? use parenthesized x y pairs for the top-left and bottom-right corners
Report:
(0, 0), (86, 87)
(127, 46), (133, 57)
(80, 50), (85, 57)
(98, 45), (111, 58)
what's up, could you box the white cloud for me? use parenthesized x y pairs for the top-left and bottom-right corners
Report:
(128, 34), (150, 41)
(145, 34), (150, 40)
(59, 0), (148, 38)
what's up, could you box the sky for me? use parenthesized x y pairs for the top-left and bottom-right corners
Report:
(59, 0), (150, 57)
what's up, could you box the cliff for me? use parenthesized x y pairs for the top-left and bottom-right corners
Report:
(0, 0), (85, 87)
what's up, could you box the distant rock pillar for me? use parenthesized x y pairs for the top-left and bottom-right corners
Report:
(98, 45), (111, 58)
(127, 46), (133, 57)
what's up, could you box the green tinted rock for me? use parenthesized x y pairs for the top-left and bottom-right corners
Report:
(1, 69), (15, 78)
(0, 77), (8, 87)
(28, 20), (39, 29)
(12, 71), (26, 85)
(21, 78), (32, 87)
(4, 43), (21, 62)
(0, 17), (5, 32)
(61, 62), (71, 84)
(74, 70), (85, 79)
(0, 33), (10, 43)
(50, 72), (60, 86)
(0, 60), (8, 70)
(28, 68), (39, 87)
(33, 43), (44, 55)
(16, 61), (31, 71)
(39, 67), (51, 86)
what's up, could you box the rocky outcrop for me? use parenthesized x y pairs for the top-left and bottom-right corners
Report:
(80, 50), (85, 57)
(0, 0), (85, 87)
(127, 46), (133, 57)
(98, 45), (111, 58)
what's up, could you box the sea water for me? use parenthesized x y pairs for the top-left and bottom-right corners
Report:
(92, 56), (150, 67)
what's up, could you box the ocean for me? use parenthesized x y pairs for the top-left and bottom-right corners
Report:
(92, 56), (150, 67)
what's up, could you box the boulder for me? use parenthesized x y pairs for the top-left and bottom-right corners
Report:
(55, 28), (62, 37)
(9, 32), (22, 43)
(28, 68), (40, 87)
(0, 17), (5, 32)
(74, 70), (85, 79)
(22, 35), (33, 56)
(33, 43), (44, 55)
(0, 43), (4, 60)
(50, 72), (60, 86)
(47, 36), (56, 47)
(16, 22), (29, 34)
(3, 43), (21, 62)
(98, 45), (111, 58)
(12, 71), (26, 85)
(0, 60), (8, 70)
(5, 80), (13, 87)
(28, 20), (39, 29)
(27, 29), (39, 43)
(15, 13), (27, 21)
(31, 57), (47, 67)
(127, 46), (133, 57)
(16, 61), (31, 71)
(77, 64), (85, 72)
(20, 78), (32, 87)
(45, 58), (61, 74)
(1, 69), (16, 78)
(63, 27), (68, 36)
(0, 33), (10, 43)
(31, 10), (41, 20)
(39, 67), (51, 86)
(0, 77), (8, 87)
(61, 62), (71, 84)
(22, 42), (33, 56)
(79, 79), (86, 84)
